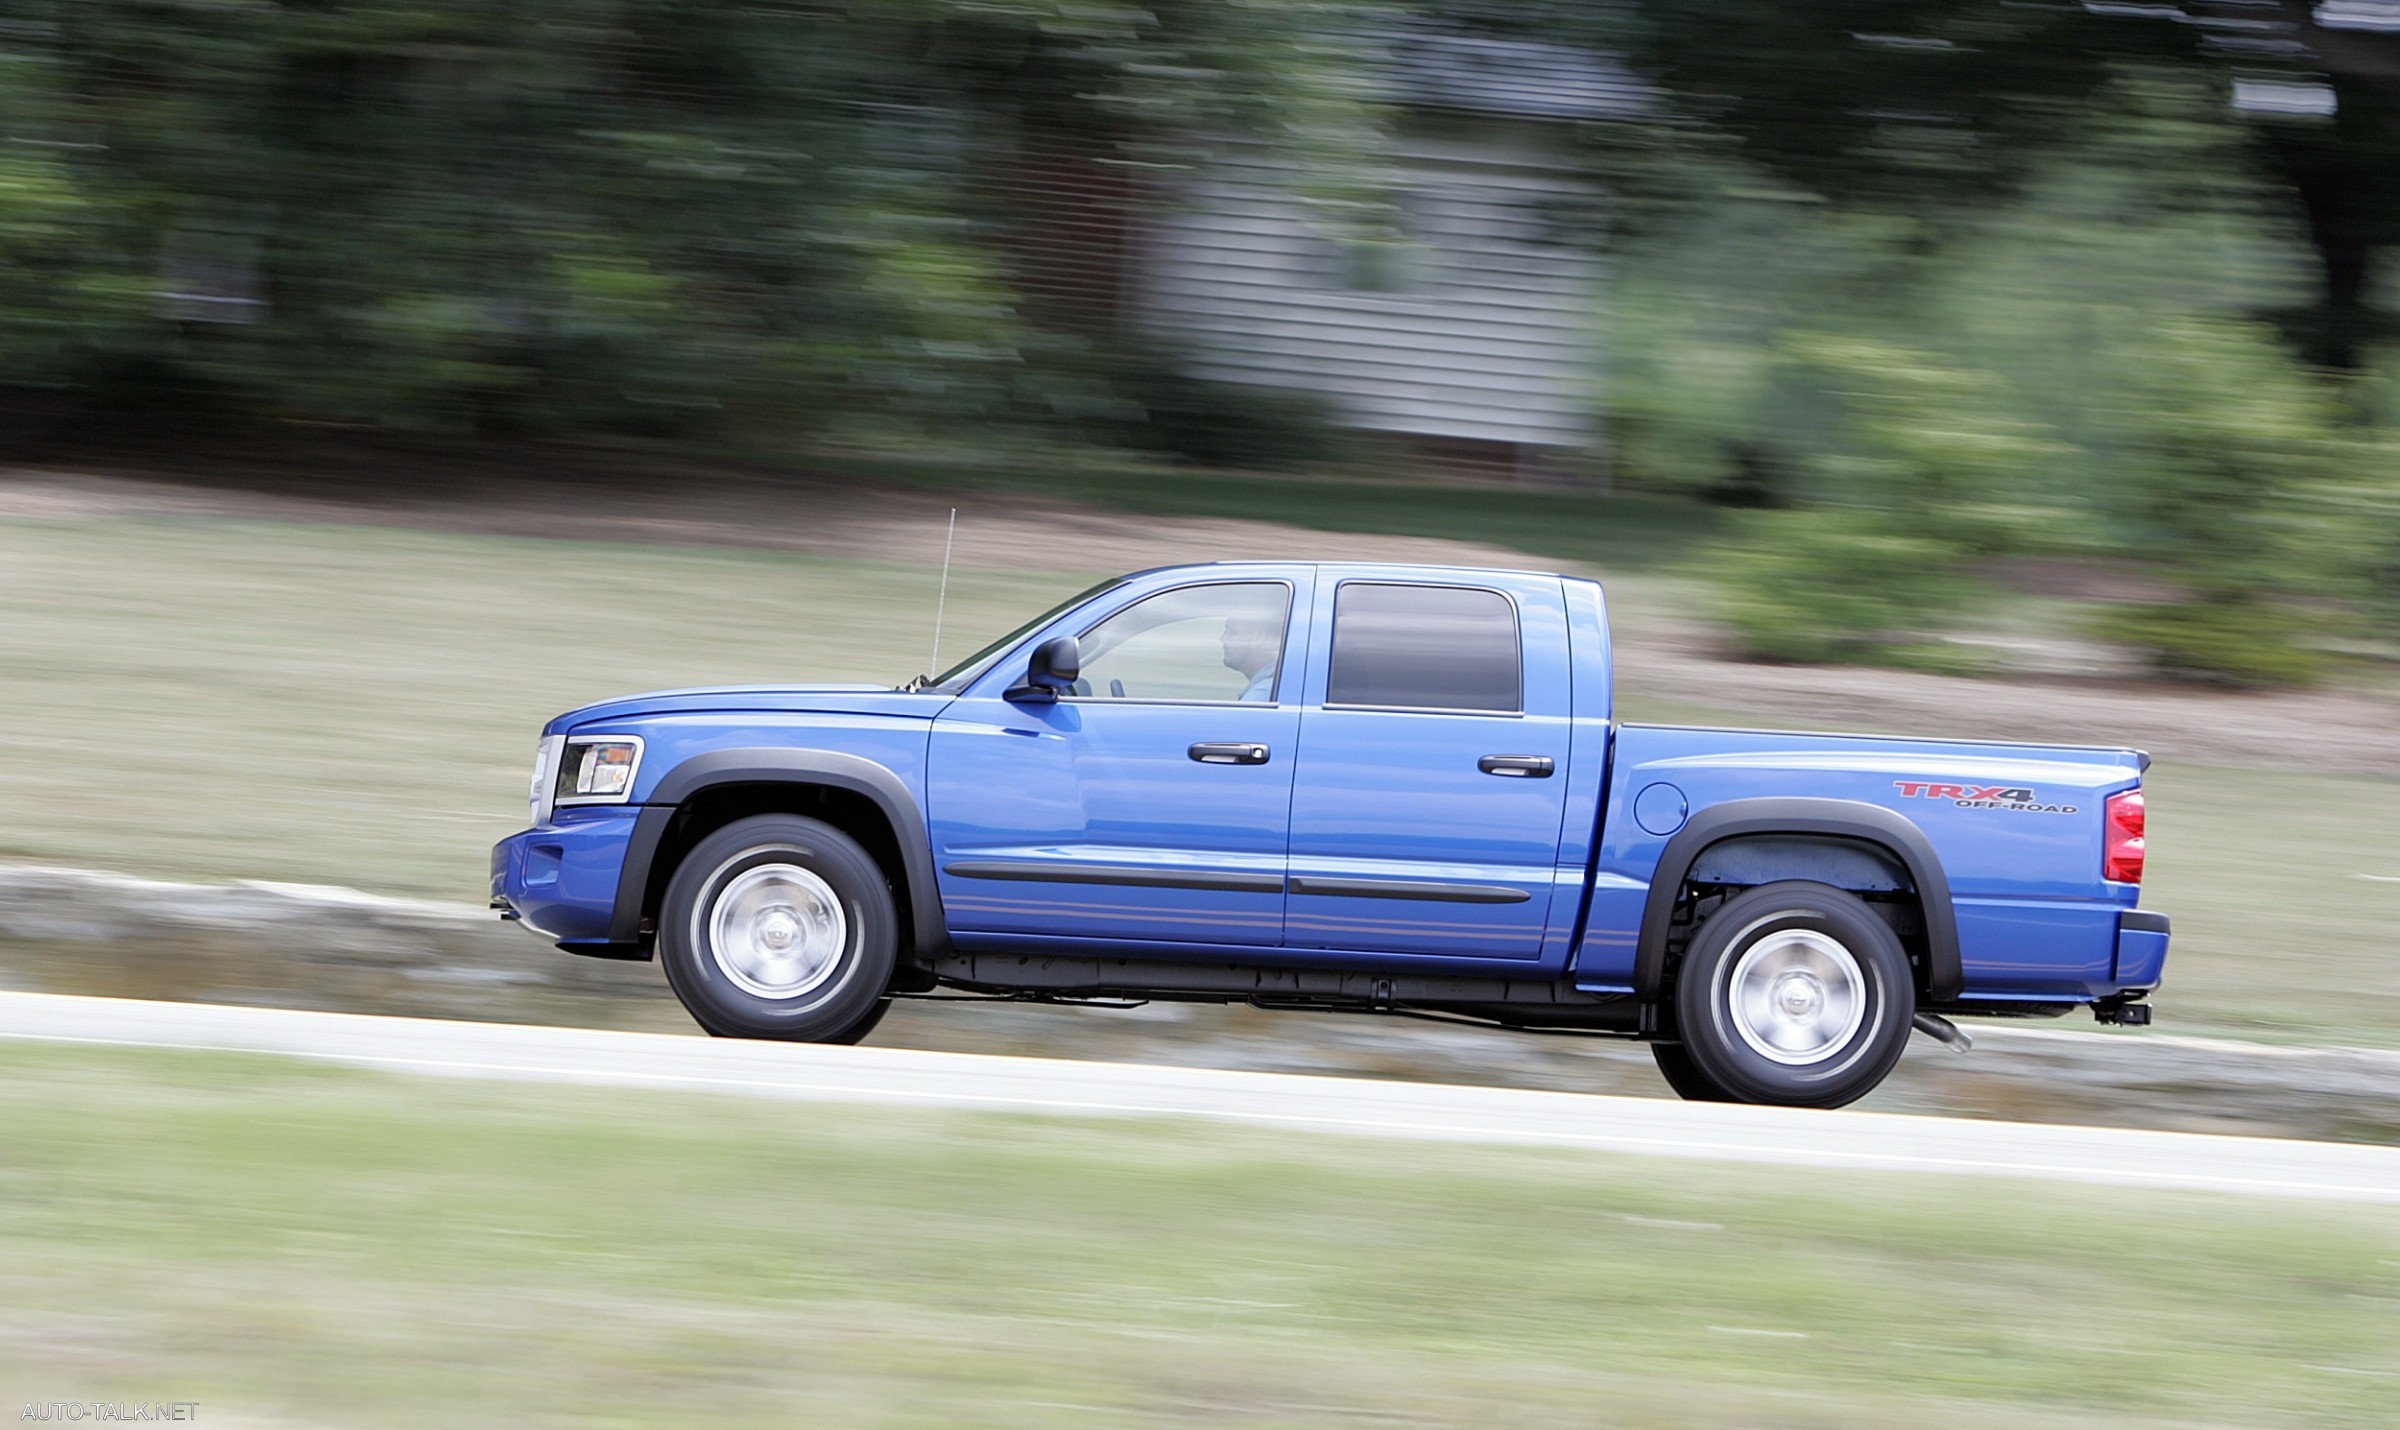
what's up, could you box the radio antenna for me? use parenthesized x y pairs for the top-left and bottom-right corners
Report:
(927, 507), (957, 681)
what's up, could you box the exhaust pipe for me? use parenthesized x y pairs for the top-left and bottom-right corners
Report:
(1911, 1011), (1973, 1053)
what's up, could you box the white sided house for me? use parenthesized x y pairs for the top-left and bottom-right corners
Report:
(1139, 26), (1646, 475)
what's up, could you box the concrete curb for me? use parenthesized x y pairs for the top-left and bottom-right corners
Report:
(0, 863), (489, 938)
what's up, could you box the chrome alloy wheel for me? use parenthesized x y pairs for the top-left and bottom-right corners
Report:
(702, 862), (850, 1001)
(1722, 925), (1868, 1067)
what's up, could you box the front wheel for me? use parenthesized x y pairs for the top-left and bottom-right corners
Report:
(658, 814), (898, 1042)
(1647, 1040), (1734, 1102)
(1663, 881), (1914, 1109)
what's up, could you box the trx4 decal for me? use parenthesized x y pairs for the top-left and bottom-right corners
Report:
(1894, 781), (2080, 814)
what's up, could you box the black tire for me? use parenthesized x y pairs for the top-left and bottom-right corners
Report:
(1648, 1040), (1735, 1102)
(1665, 880), (1914, 1109)
(820, 997), (894, 1046)
(658, 814), (898, 1042)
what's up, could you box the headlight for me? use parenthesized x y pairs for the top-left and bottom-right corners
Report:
(530, 733), (643, 825)
(562, 738), (643, 800)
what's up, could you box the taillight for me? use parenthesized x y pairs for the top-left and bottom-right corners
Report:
(2104, 789), (2146, 884)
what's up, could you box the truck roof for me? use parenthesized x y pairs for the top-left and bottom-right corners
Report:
(1132, 560), (1592, 584)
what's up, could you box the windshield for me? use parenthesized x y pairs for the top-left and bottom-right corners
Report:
(915, 578), (1125, 693)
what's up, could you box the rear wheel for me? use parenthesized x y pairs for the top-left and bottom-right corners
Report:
(821, 997), (894, 1046)
(658, 815), (898, 1042)
(1661, 881), (1914, 1109)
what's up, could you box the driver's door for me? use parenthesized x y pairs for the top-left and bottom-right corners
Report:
(927, 572), (1312, 949)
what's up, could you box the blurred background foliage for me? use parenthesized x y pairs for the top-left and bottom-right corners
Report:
(0, 0), (1383, 437)
(2, 1), (2398, 684)
(1616, 64), (2393, 683)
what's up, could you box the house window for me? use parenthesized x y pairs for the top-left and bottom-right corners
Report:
(1320, 191), (1440, 294)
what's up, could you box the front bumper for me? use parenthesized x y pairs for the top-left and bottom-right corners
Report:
(491, 806), (644, 948)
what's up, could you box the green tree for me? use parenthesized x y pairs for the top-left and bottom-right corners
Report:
(1667, 68), (2389, 684)
(0, 0), (1381, 437)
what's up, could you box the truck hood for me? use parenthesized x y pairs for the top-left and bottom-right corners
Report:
(545, 683), (949, 733)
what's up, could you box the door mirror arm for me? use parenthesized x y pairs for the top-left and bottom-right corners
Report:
(1005, 635), (1081, 704)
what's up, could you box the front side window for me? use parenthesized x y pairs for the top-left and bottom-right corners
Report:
(927, 578), (1124, 693)
(1075, 583), (1292, 703)
(1327, 582), (1520, 713)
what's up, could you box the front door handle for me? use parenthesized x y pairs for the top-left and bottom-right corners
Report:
(1478, 754), (1554, 778)
(1190, 742), (1271, 766)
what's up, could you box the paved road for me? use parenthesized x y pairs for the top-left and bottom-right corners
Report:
(5, 990), (2398, 1204)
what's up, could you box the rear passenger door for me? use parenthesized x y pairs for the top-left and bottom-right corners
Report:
(1284, 575), (1573, 961)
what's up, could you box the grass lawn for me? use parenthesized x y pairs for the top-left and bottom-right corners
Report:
(2133, 763), (2400, 1046)
(798, 450), (1725, 574)
(0, 1044), (2393, 1428)
(0, 508), (2394, 1046)
(0, 511), (1077, 897)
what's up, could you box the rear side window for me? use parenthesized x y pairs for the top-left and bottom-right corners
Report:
(1326, 583), (1521, 713)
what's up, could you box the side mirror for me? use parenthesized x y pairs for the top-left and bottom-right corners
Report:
(1005, 635), (1080, 704)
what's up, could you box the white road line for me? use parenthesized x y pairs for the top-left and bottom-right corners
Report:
(4, 991), (2398, 1204)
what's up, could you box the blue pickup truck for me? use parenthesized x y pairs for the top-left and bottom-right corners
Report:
(492, 562), (2168, 1107)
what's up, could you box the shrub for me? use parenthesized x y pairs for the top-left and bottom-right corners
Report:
(2098, 598), (2334, 688)
(1106, 359), (1355, 470)
(2083, 316), (2356, 684)
(1706, 509), (1980, 663)
(1699, 336), (2064, 664)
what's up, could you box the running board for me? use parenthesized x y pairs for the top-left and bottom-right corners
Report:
(928, 952), (1633, 1023)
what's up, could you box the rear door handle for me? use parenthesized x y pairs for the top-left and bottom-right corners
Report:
(1478, 754), (1554, 778)
(1190, 742), (1271, 766)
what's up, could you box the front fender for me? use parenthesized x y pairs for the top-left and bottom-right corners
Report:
(611, 747), (947, 957)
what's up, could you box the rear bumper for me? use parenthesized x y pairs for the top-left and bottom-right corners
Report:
(490, 807), (644, 948)
(2114, 908), (2171, 990)
(1955, 895), (2172, 1001)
